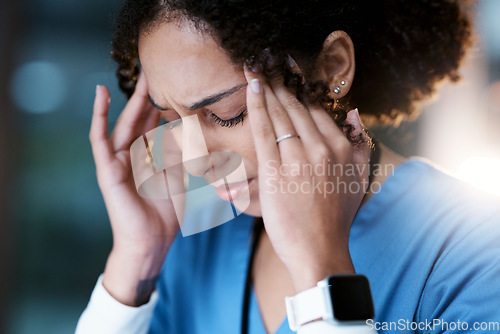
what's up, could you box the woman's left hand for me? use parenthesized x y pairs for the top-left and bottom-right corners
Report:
(243, 62), (372, 292)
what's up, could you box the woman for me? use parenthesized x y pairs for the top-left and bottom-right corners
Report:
(77, 0), (500, 333)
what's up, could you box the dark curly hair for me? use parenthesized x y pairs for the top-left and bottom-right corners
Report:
(111, 0), (474, 132)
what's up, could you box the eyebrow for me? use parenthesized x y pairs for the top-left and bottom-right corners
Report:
(148, 84), (246, 111)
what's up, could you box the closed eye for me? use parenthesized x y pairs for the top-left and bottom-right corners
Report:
(210, 108), (247, 128)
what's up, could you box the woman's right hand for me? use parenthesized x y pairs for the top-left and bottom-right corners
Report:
(90, 71), (181, 306)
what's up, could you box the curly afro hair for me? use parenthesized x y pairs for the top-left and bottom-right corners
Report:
(111, 0), (474, 131)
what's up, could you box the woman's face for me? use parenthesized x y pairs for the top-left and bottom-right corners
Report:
(139, 21), (261, 216)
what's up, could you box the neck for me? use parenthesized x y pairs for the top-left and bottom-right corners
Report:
(360, 141), (407, 207)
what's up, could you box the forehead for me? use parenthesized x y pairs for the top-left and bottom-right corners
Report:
(138, 20), (244, 107)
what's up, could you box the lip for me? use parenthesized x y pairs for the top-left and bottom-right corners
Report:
(214, 178), (254, 202)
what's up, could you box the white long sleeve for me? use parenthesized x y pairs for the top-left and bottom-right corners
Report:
(76, 276), (376, 334)
(75, 275), (158, 334)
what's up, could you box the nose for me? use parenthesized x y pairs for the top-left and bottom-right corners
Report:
(181, 114), (213, 177)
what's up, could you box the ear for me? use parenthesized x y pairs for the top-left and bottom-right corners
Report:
(314, 30), (355, 98)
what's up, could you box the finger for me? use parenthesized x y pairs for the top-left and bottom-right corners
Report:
(309, 105), (352, 160)
(263, 84), (304, 162)
(90, 85), (114, 168)
(111, 70), (159, 152)
(344, 108), (372, 166)
(243, 67), (280, 167)
(270, 56), (326, 163)
(246, 68), (303, 163)
(341, 109), (372, 194)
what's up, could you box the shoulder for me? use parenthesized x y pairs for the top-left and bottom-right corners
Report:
(358, 157), (500, 227)
(364, 156), (500, 257)
(357, 157), (500, 331)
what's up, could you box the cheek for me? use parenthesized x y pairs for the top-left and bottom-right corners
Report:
(207, 121), (258, 174)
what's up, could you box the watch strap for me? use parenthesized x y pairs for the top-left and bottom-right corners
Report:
(285, 284), (332, 331)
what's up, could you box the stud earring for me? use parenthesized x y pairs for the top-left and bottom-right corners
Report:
(340, 80), (346, 86)
(333, 86), (340, 94)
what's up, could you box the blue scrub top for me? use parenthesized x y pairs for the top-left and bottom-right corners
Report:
(148, 158), (500, 334)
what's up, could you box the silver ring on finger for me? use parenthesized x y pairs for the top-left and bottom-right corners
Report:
(276, 133), (300, 144)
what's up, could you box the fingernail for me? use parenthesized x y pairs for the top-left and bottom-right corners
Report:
(266, 55), (277, 67)
(287, 55), (297, 68)
(251, 63), (262, 73)
(250, 79), (262, 93)
(96, 85), (100, 95)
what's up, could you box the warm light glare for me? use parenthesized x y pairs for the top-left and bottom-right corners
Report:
(456, 157), (500, 197)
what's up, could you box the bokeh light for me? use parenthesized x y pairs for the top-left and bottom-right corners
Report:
(10, 60), (67, 114)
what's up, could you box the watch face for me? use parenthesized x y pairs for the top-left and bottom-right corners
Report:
(328, 275), (374, 321)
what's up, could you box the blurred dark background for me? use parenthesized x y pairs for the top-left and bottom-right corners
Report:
(0, 1), (499, 333)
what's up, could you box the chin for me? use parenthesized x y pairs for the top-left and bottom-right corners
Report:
(222, 176), (262, 217)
